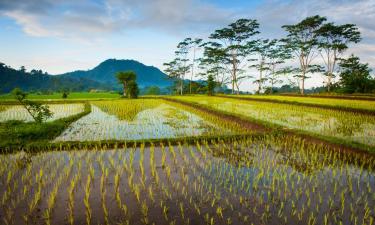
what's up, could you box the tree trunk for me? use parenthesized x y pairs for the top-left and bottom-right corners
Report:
(327, 73), (332, 92)
(180, 79), (183, 95)
(300, 76), (305, 95)
(123, 82), (127, 97)
(190, 48), (196, 94)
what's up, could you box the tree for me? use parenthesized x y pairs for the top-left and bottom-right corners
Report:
(338, 55), (374, 93)
(317, 23), (361, 92)
(187, 38), (203, 94)
(61, 88), (69, 99)
(116, 71), (136, 97)
(163, 58), (189, 95)
(209, 18), (260, 94)
(266, 41), (292, 94)
(12, 88), (53, 123)
(250, 39), (275, 93)
(19, 66), (26, 73)
(199, 42), (229, 87)
(126, 80), (139, 98)
(207, 74), (215, 96)
(282, 15), (327, 94)
(175, 39), (192, 95)
(144, 86), (161, 95)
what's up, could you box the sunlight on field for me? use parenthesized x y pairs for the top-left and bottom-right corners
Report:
(54, 103), (230, 142)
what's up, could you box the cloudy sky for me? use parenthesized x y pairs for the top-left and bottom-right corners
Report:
(0, 0), (374, 91)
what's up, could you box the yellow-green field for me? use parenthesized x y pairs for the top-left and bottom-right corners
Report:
(0, 96), (374, 225)
(226, 94), (375, 111)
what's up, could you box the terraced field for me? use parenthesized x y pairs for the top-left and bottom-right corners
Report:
(0, 96), (374, 225)
(170, 96), (375, 148)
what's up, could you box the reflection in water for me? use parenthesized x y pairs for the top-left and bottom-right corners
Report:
(1, 136), (374, 225)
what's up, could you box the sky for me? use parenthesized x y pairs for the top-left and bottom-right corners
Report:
(0, 0), (374, 91)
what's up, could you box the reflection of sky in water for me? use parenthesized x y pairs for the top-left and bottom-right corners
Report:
(54, 104), (226, 142)
(0, 104), (85, 122)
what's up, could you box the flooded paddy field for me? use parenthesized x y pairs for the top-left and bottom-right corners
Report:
(55, 99), (236, 142)
(172, 96), (375, 147)
(0, 136), (374, 225)
(0, 104), (85, 122)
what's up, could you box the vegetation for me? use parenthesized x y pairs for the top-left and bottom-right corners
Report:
(116, 71), (137, 97)
(0, 92), (121, 100)
(207, 74), (215, 96)
(0, 136), (373, 225)
(164, 15), (374, 95)
(225, 94), (375, 112)
(338, 55), (375, 93)
(0, 103), (91, 149)
(12, 88), (53, 123)
(171, 96), (375, 150)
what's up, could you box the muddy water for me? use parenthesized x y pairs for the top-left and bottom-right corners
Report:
(54, 104), (227, 142)
(0, 138), (374, 225)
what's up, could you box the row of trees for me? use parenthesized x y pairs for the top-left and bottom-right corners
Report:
(164, 15), (372, 95)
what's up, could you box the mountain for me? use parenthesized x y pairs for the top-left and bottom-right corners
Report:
(0, 59), (172, 93)
(60, 59), (172, 88)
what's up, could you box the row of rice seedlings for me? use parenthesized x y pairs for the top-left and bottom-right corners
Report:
(172, 96), (375, 146)
(231, 94), (375, 111)
(0, 105), (9, 113)
(0, 135), (373, 225)
(92, 99), (162, 121)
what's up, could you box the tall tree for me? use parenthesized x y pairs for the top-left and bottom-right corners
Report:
(188, 38), (203, 94)
(338, 55), (374, 93)
(163, 57), (189, 95)
(207, 74), (215, 96)
(209, 18), (260, 94)
(116, 71), (136, 97)
(175, 39), (192, 95)
(282, 15), (327, 94)
(250, 39), (275, 93)
(317, 23), (361, 92)
(199, 42), (229, 87)
(126, 80), (139, 98)
(266, 41), (292, 94)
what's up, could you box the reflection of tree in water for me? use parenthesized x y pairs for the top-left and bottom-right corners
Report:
(334, 116), (363, 136)
(15, 152), (33, 169)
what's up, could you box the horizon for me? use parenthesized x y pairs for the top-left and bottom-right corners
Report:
(1, 0), (374, 91)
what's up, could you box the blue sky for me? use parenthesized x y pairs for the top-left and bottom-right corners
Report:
(0, 0), (374, 91)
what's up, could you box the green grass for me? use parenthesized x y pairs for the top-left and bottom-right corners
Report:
(0, 92), (121, 100)
(0, 103), (91, 151)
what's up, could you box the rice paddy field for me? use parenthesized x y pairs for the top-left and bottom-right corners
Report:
(171, 96), (375, 148)
(225, 94), (375, 111)
(0, 95), (374, 225)
(0, 104), (85, 122)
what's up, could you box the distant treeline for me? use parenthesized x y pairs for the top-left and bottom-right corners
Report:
(0, 63), (111, 93)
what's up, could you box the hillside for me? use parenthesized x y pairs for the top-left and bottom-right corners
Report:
(0, 63), (110, 93)
(60, 59), (172, 88)
(0, 59), (172, 93)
